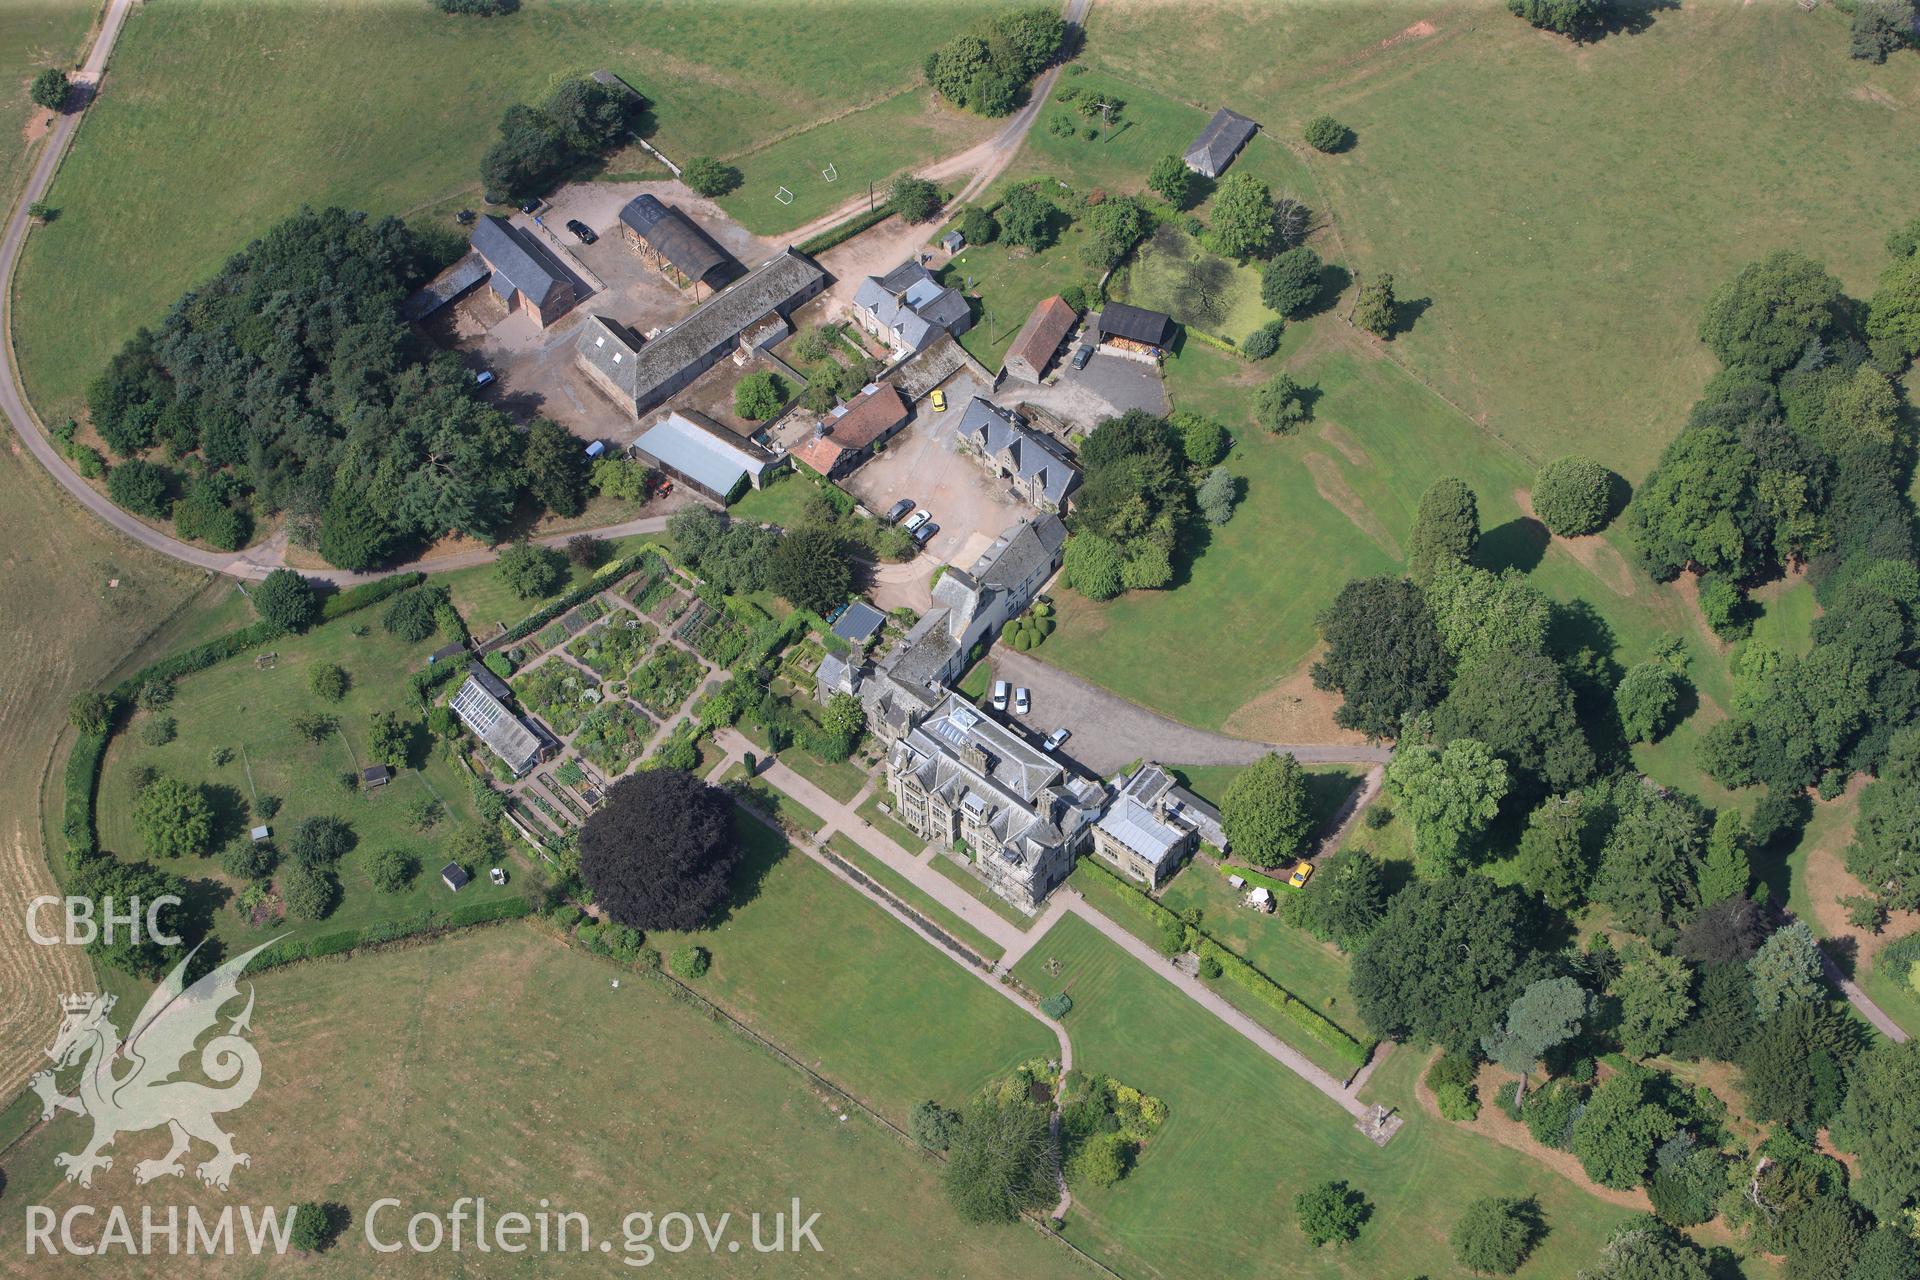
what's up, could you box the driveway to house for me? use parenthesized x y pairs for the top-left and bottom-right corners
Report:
(990, 648), (1393, 777)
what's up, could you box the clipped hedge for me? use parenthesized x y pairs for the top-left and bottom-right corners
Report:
(450, 895), (534, 928)
(61, 733), (108, 859)
(1193, 938), (1370, 1067)
(308, 929), (361, 959)
(796, 206), (892, 255)
(1076, 858), (1369, 1068)
(1183, 328), (1247, 359)
(319, 572), (423, 623)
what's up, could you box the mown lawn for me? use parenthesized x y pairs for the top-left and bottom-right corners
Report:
(94, 606), (521, 957)
(1064, 860), (1362, 1081)
(1012, 912), (1636, 1280)
(1155, 860), (1363, 1037)
(640, 813), (1053, 1122)
(15, 0), (1002, 416)
(6, 925), (1083, 1278)
(1085, 2), (1920, 480)
(826, 832), (1004, 964)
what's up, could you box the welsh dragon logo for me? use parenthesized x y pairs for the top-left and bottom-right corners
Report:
(30, 938), (277, 1190)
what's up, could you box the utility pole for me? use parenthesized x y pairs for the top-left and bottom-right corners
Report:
(1090, 101), (1115, 142)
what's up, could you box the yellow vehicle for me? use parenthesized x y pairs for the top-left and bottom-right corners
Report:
(1287, 860), (1314, 888)
(930, 388), (947, 412)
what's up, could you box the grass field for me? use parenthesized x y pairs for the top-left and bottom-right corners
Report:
(929, 849), (1038, 927)
(3, 925), (1083, 1278)
(1040, 316), (1785, 808)
(0, 427), (212, 1096)
(0, 0), (95, 204)
(92, 601), (524, 962)
(715, 87), (995, 234)
(1156, 859), (1363, 1029)
(1085, 2), (1920, 480)
(1011, 912), (1636, 1279)
(13, 0), (1003, 417)
(1063, 859), (1365, 1080)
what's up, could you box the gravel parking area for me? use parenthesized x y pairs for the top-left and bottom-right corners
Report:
(843, 370), (1026, 566)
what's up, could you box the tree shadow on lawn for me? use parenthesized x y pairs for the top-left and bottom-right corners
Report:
(1478, 516), (1550, 575)
(1588, 0), (1677, 41)
(204, 782), (253, 850)
(1305, 768), (1360, 831)
(715, 805), (790, 923)
(1390, 294), (1433, 337)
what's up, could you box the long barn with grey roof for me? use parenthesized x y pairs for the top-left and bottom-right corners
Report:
(470, 216), (578, 328)
(574, 248), (827, 417)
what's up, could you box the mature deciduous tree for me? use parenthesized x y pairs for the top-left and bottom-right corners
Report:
(942, 1096), (1057, 1224)
(1261, 246), (1324, 317)
(1286, 847), (1384, 951)
(1590, 781), (1707, 945)
(1436, 649), (1595, 797)
(1351, 876), (1542, 1055)
(1451, 1196), (1542, 1275)
(1423, 563), (1552, 668)
(888, 174), (941, 224)
(1515, 793), (1598, 910)
(1572, 1068), (1679, 1190)
(29, 67), (69, 110)
(580, 769), (738, 930)
(496, 541), (567, 600)
(133, 776), (213, 859)
(1147, 154), (1191, 208)
(1616, 661), (1687, 745)
(1294, 1179), (1370, 1246)
(1847, 725), (1920, 910)
(1312, 576), (1453, 740)
(1208, 172), (1275, 260)
(1578, 1217), (1713, 1280)
(1409, 477), (1480, 584)
(1384, 737), (1509, 872)
(1254, 372), (1311, 432)
(1533, 454), (1615, 537)
(999, 182), (1055, 251)
(1352, 273), (1396, 337)
(1222, 752), (1312, 865)
(1699, 250), (1841, 377)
